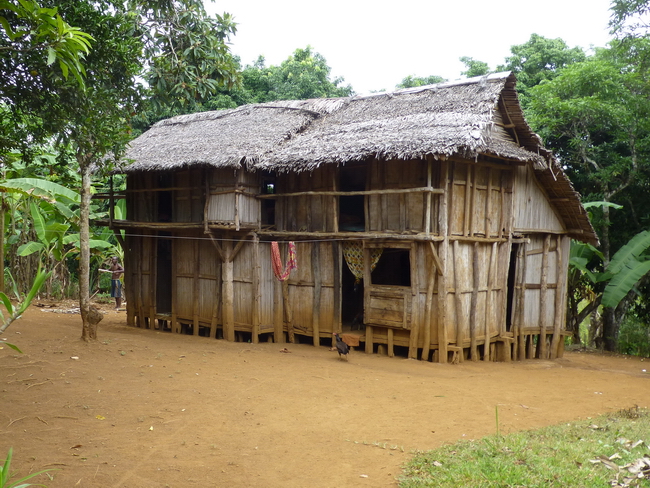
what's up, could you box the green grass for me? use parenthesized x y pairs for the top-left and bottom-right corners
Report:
(399, 407), (650, 488)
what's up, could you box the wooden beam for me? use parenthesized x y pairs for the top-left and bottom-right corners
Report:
(550, 235), (565, 359)
(222, 238), (235, 342)
(256, 187), (445, 199)
(437, 161), (449, 363)
(516, 242), (527, 360)
(453, 240), (465, 361)
(312, 243), (321, 346)
(251, 236), (261, 344)
(408, 242), (420, 360)
(538, 235), (551, 359)
(192, 238), (200, 336)
(469, 242), (479, 361)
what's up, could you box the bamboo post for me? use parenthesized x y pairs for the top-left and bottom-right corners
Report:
(273, 258), (285, 343)
(312, 242), (321, 346)
(365, 326), (373, 354)
(538, 235), (550, 358)
(408, 242), (420, 360)
(251, 236), (261, 344)
(484, 241), (498, 361)
(137, 236), (145, 329)
(234, 170), (240, 231)
(469, 242), (479, 360)
(550, 236), (565, 359)
(453, 240), (465, 361)
(192, 238), (200, 336)
(485, 168), (492, 237)
(469, 164), (477, 237)
(425, 157), (432, 235)
(421, 265), (436, 361)
(332, 241), (341, 345)
(437, 161), (449, 363)
(222, 238), (235, 342)
(363, 243), (373, 354)
(464, 164), (472, 236)
(518, 243), (528, 360)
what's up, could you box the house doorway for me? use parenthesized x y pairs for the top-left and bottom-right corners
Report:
(341, 261), (364, 330)
(506, 243), (520, 332)
(156, 233), (173, 314)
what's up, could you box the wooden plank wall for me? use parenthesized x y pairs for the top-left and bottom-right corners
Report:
(175, 169), (204, 223)
(367, 159), (430, 233)
(276, 166), (337, 232)
(512, 165), (565, 234)
(123, 157), (572, 363)
(512, 233), (569, 360)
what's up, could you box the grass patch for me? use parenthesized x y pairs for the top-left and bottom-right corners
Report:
(399, 407), (650, 488)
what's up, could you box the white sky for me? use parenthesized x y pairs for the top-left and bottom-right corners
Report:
(206, 0), (615, 95)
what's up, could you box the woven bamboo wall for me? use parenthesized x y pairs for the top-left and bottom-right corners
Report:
(276, 166), (337, 232)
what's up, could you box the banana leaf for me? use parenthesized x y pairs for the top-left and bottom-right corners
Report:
(607, 230), (650, 276)
(602, 259), (650, 308)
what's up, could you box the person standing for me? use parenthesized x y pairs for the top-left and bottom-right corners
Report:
(100, 256), (124, 310)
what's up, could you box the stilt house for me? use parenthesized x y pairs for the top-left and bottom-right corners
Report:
(107, 72), (597, 363)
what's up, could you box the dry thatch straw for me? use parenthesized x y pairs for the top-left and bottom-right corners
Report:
(122, 72), (597, 245)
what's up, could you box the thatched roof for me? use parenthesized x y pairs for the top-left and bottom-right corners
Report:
(122, 72), (597, 245)
(123, 98), (348, 172)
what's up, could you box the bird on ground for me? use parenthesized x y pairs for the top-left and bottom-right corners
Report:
(332, 332), (349, 361)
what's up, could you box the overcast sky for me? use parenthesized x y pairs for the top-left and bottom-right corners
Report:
(207, 0), (615, 95)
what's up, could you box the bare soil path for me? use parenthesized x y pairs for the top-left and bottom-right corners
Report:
(1, 303), (649, 487)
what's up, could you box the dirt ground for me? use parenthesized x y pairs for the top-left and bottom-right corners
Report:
(1, 303), (650, 488)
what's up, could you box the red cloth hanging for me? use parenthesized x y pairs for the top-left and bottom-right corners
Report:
(271, 241), (297, 281)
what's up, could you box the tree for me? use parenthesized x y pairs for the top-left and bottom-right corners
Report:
(609, 0), (650, 37)
(498, 34), (586, 109)
(396, 74), (446, 89)
(459, 56), (490, 78)
(203, 47), (353, 111)
(529, 42), (650, 350)
(1, 0), (240, 341)
(0, 0), (92, 84)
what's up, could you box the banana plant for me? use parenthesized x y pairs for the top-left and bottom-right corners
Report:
(601, 230), (650, 308)
(0, 268), (50, 352)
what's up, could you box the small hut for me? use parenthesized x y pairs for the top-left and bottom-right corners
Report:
(104, 72), (597, 363)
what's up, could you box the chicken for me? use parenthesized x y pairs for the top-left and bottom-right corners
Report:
(332, 332), (349, 360)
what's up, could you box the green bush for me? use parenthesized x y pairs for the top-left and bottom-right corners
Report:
(618, 314), (650, 357)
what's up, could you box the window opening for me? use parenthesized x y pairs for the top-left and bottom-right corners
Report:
(261, 172), (276, 226)
(157, 172), (172, 222)
(371, 248), (411, 287)
(339, 165), (365, 232)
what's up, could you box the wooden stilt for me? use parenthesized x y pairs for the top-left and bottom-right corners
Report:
(312, 243), (321, 346)
(550, 236), (565, 359)
(538, 235), (550, 358)
(437, 162), (450, 363)
(408, 242), (420, 359)
(453, 240), (465, 357)
(251, 236), (261, 344)
(192, 238), (200, 336)
(222, 238), (235, 342)
(470, 242), (479, 361)
(387, 328), (394, 357)
(365, 326), (373, 354)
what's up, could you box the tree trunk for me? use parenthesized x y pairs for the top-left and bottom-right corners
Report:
(79, 161), (96, 341)
(601, 306), (618, 351)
